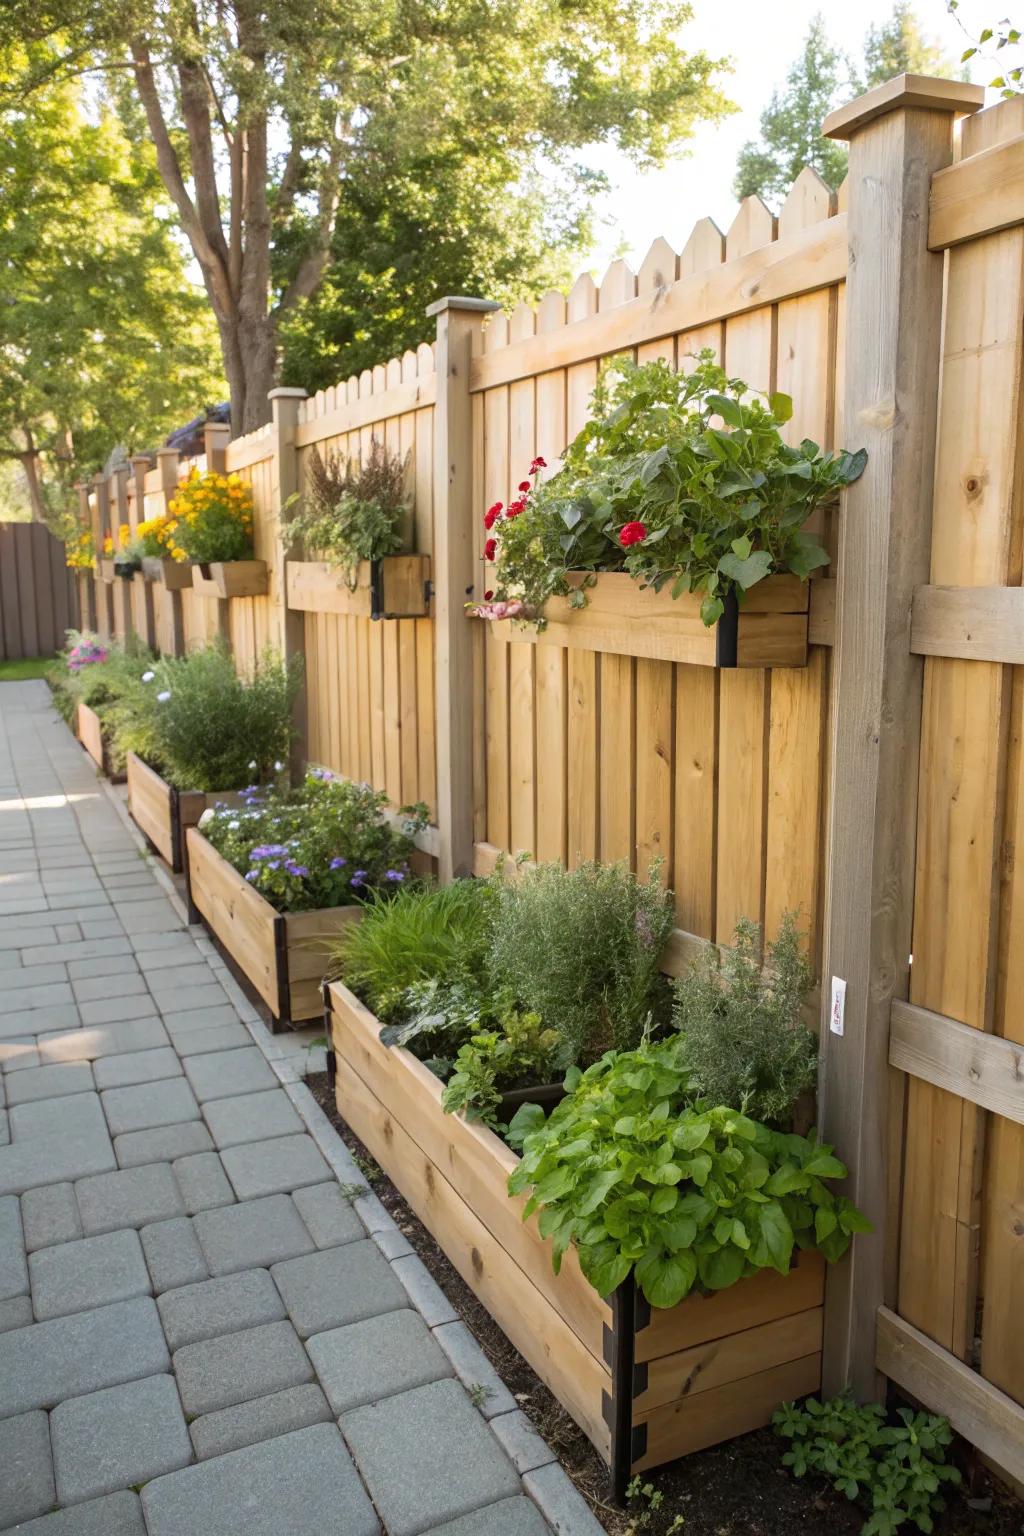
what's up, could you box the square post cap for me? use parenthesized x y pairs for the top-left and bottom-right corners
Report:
(824, 73), (984, 141)
(426, 295), (501, 317)
(267, 387), (308, 400)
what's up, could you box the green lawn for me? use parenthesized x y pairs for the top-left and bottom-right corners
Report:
(0, 657), (56, 681)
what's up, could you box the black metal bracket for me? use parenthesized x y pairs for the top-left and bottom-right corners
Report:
(369, 558), (384, 621)
(168, 788), (184, 876)
(272, 914), (291, 1034)
(715, 589), (740, 668)
(322, 979), (337, 1087)
(608, 1275), (638, 1504)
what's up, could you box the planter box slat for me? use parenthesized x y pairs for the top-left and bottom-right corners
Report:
(489, 571), (810, 669)
(141, 556), (194, 591)
(188, 829), (359, 1029)
(126, 754), (243, 876)
(76, 702), (124, 781)
(286, 557), (431, 619)
(191, 560), (269, 600)
(329, 978), (826, 1486)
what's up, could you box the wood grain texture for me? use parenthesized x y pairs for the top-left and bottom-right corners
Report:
(911, 584), (1024, 662)
(890, 999), (1024, 1126)
(929, 130), (1024, 250)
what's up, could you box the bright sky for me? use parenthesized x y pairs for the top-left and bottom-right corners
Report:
(584, 0), (1016, 272)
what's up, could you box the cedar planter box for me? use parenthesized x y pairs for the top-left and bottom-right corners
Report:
(488, 572), (810, 669)
(328, 980), (824, 1493)
(98, 558), (117, 584)
(286, 556), (431, 620)
(142, 556), (194, 591)
(191, 560), (268, 600)
(187, 827), (360, 1032)
(76, 701), (124, 782)
(126, 753), (242, 875)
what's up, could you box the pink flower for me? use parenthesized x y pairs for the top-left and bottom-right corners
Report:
(619, 520), (648, 548)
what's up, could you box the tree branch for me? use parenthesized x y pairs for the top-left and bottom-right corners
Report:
(273, 134), (345, 317)
(178, 55), (231, 273)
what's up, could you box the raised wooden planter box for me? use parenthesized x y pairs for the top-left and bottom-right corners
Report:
(488, 572), (810, 668)
(187, 828), (360, 1031)
(191, 560), (268, 600)
(328, 980), (824, 1493)
(126, 753), (243, 875)
(142, 556), (194, 591)
(76, 701), (124, 781)
(286, 556), (431, 620)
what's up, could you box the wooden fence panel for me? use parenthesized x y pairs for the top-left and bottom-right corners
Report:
(0, 522), (77, 659)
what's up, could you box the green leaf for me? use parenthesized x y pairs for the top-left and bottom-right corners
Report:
(814, 1207), (837, 1244)
(699, 1243), (746, 1291)
(769, 391), (793, 423)
(718, 549), (772, 590)
(758, 1202), (795, 1273)
(650, 1186), (678, 1214)
(704, 393), (744, 427)
(636, 1247), (697, 1307)
(731, 533), (752, 560)
(576, 1169), (621, 1215)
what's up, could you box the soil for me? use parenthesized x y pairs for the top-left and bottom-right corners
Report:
(306, 1072), (1023, 1536)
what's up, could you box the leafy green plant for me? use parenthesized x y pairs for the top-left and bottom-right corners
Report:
(507, 1034), (870, 1308)
(672, 914), (818, 1128)
(480, 353), (866, 627)
(117, 645), (299, 792)
(287, 440), (409, 578)
(442, 1009), (560, 1126)
(773, 1395), (961, 1535)
(377, 976), (492, 1076)
(49, 634), (156, 770)
(200, 769), (426, 913)
(488, 860), (675, 1064)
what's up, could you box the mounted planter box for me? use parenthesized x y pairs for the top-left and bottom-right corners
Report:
(488, 572), (810, 669)
(76, 702), (124, 782)
(328, 980), (824, 1493)
(187, 828), (359, 1032)
(126, 753), (243, 876)
(98, 558), (117, 584)
(142, 556), (194, 592)
(191, 560), (268, 600)
(286, 556), (431, 620)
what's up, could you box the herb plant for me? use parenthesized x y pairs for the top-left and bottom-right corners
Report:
(773, 1395), (961, 1535)
(287, 440), (408, 578)
(479, 353), (866, 627)
(673, 914), (818, 1127)
(199, 769), (426, 913)
(507, 1035), (870, 1308)
(488, 860), (675, 1062)
(442, 1009), (561, 1127)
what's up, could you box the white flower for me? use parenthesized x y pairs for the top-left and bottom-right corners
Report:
(273, 760), (284, 772)
(248, 759), (257, 770)
(228, 820), (240, 831)
(197, 808), (215, 829)
(156, 690), (171, 702)
(141, 670), (155, 683)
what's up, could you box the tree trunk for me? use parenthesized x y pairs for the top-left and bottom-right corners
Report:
(209, 304), (277, 437)
(19, 446), (47, 524)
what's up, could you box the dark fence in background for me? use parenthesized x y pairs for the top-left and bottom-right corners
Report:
(0, 522), (78, 659)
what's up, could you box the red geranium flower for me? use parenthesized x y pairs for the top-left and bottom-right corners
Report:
(530, 457), (547, 471)
(619, 521), (648, 548)
(484, 538), (497, 561)
(518, 479), (531, 493)
(506, 498), (526, 518)
(484, 502), (502, 528)
(484, 589), (494, 601)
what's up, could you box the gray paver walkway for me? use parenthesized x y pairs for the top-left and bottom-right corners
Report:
(0, 683), (593, 1535)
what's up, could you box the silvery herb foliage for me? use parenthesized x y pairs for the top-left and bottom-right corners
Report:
(507, 1035), (870, 1309)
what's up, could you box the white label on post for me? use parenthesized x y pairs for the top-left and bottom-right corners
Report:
(830, 976), (847, 1037)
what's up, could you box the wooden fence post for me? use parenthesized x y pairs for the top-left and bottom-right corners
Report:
(157, 447), (184, 655)
(428, 296), (500, 881)
(92, 472), (114, 639)
(204, 421), (231, 474)
(111, 465), (135, 647)
(818, 75), (983, 1400)
(131, 455), (157, 651)
(76, 482), (97, 632)
(267, 387), (308, 778)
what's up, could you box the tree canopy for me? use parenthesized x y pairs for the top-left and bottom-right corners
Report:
(0, 41), (223, 524)
(0, 0), (732, 433)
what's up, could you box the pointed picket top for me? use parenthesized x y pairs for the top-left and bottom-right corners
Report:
(416, 341), (434, 376)
(778, 166), (835, 238)
(537, 289), (567, 334)
(484, 309), (509, 353)
(599, 258), (637, 311)
(836, 175), (849, 213)
(637, 237), (679, 299)
(725, 195), (776, 259)
(508, 301), (536, 344)
(679, 216), (725, 279)
(401, 349), (418, 383)
(567, 271), (597, 323)
(386, 356), (402, 390)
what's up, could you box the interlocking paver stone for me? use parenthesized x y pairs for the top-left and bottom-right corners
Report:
(141, 1423), (380, 1536)
(70, 971), (148, 1004)
(0, 1128), (115, 1197)
(37, 1017), (167, 1063)
(79, 994), (156, 1026)
(5, 1062), (93, 1105)
(11, 1490), (147, 1535)
(114, 1120), (214, 1169)
(20, 1182), (83, 1251)
(341, 1379), (520, 1536)
(11, 1090), (109, 1143)
(173, 1319), (314, 1416)
(271, 1240), (406, 1338)
(308, 1309), (452, 1415)
(157, 1268), (284, 1351)
(76, 1161), (184, 1235)
(170, 1151), (235, 1214)
(0, 1296), (169, 1415)
(50, 1373), (192, 1505)
(291, 1181), (365, 1249)
(0, 1193), (28, 1299)
(193, 1192), (315, 1274)
(140, 1217), (209, 1292)
(202, 1088), (303, 1148)
(189, 1384), (332, 1461)
(182, 1046), (276, 1102)
(160, 1021), (250, 1056)
(221, 1134), (330, 1200)
(100, 1076), (200, 1136)
(425, 1498), (552, 1536)
(0, 1410), (55, 1528)
(93, 1047), (182, 1090)
(29, 1228), (151, 1320)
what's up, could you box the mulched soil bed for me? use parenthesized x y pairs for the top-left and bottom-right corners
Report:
(307, 1071), (1022, 1536)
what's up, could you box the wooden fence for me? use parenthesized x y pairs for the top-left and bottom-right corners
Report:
(68, 72), (1024, 1487)
(0, 522), (77, 659)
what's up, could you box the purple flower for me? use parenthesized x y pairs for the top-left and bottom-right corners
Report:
(266, 860), (280, 871)
(250, 844), (287, 861)
(350, 870), (367, 888)
(285, 862), (309, 877)
(330, 856), (347, 870)
(384, 869), (405, 882)
(244, 870), (258, 883)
